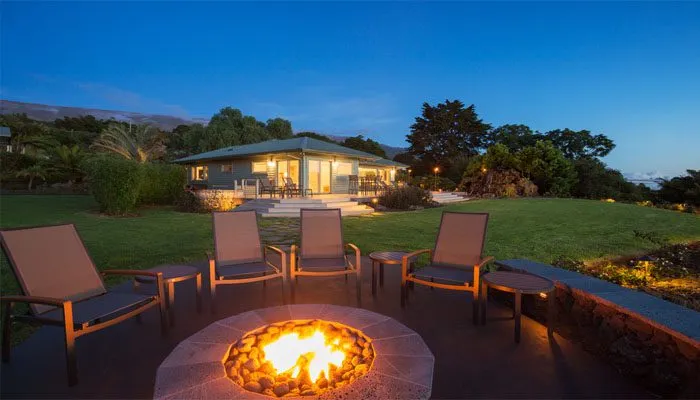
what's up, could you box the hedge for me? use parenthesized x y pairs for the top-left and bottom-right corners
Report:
(83, 156), (143, 215)
(139, 163), (186, 205)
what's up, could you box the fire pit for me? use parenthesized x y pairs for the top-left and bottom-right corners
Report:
(154, 304), (434, 399)
(226, 320), (374, 397)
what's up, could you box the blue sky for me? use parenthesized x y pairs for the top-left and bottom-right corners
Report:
(2, 2), (699, 176)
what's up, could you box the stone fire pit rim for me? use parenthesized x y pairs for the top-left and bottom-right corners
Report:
(153, 304), (434, 400)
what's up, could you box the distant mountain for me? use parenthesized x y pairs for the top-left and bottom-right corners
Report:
(0, 99), (208, 131)
(1, 99), (409, 158)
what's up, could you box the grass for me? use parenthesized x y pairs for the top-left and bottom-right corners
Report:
(1, 195), (699, 343)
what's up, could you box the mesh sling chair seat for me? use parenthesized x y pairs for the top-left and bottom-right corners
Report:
(258, 178), (279, 198)
(0, 224), (168, 386)
(400, 212), (494, 324)
(290, 209), (362, 305)
(208, 211), (287, 314)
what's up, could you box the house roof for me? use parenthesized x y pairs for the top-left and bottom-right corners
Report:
(360, 158), (408, 168)
(173, 137), (407, 167)
(0, 126), (11, 137)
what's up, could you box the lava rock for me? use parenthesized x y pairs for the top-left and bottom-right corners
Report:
(273, 382), (290, 397)
(244, 381), (262, 393)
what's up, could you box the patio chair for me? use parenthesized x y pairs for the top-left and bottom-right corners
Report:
(400, 212), (493, 324)
(290, 209), (362, 304)
(258, 178), (279, 198)
(209, 211), (287, 313)
(0, 224), (167, 386)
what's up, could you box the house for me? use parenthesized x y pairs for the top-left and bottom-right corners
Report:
(0, 126), (12, 152)
(173, 137), (407, 195)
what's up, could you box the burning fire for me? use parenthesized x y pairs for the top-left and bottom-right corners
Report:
(263, 330), (345, 383)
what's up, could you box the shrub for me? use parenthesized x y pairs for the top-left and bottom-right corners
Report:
(378, 186), (432, 210)
(83, 155), (143, 215)
(459, 168), (538, 198)
(175, 189), (243, 213)
(175, 190), (205, 213)
(0, 152), (36, 184)
(413, 176), (456, 191)
(139, 163), (186, 205)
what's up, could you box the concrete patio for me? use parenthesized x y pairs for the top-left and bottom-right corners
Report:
(0, 257), (652, 399)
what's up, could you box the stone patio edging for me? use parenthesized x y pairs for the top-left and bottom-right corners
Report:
(153, 304), (434, 399)
(496, 259), (700, 397)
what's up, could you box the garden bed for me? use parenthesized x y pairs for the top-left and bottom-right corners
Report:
(554, 241), (700, 312)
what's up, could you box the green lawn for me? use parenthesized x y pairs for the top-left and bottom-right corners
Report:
(1, 195), (699, 342)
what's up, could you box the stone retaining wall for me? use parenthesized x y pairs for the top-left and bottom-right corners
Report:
(495, 260), (700, 398)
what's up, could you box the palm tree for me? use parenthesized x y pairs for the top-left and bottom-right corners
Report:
(91, 123), (166, 163)
(51, 145), (86, 182)
(16, 164), (48, 191)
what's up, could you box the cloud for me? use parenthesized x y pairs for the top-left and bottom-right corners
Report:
(252, 88), (400, 136)
(75, 82), (190, 117)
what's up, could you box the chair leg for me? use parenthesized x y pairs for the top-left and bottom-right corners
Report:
(167, 281), (176, 327)
(62, 305), (78, 386)
(356, 272), (361, 306)
(472, 294), (479, 325)
(514, 291), (522, 344)
(195, 273), (203, 313)
(400, 282), (406, 308)
(210, 281), (217, 315)
(2, 302), (12, 362)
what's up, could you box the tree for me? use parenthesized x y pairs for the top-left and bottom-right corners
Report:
(488, 124), (540, 153)
(54, 115), (109, 133)
(92, 124), (166, 163)
(658, 170), (700, 206)
(517, 140), (577, 196)
(265, 118), (293, 139)
(50, 145), (86, 182)
(200, 107), (272, 151)
(407, 99), (491, 168)
(16, 164), (48, 190)
(341, 135), (387, 158)
(542, 129), (615, 159)
(392, 152), (418, 166)
(294, 131), (337, 143)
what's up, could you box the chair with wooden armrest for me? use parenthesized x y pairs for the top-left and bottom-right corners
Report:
(209, 211), (287, 314)
(290, 209), (362, 305)
(0, 224), (167, 386)
(400, 212), (493, 324)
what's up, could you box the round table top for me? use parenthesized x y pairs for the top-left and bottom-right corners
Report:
(368, 251), (410, 264)
(134, 264), (200, 283)
(482, 271), (554, 294)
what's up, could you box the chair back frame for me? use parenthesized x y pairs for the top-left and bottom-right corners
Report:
(431, 212), (489, 268)
(0, 223), (107, 316)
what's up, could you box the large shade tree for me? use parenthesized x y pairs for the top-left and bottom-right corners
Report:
(342, 135), (387, 158)
(542, 128), (615, 159)
(407, 99), (491, 168)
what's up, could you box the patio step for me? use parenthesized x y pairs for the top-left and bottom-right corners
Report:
(430, 191), (469, 204)
(236, 197), (374, 217)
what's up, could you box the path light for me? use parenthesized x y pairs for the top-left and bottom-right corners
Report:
(371, 197), (378, 204)
(481, 166), (488, 173)
(433, 167), (440, 191)
(638, 255), (657, 283)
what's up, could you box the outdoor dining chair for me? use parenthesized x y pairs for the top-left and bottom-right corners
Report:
(290, 209), (362, 304)
(400, 212), (493, 324)
(258, 178), (279, 198)
(209, 211), (287, 313)
(0, 224), (168, 386)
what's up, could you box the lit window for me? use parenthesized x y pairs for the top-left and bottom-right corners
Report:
(252, 162), (267, 173)
(336, 162), (352, 175)
(221, 164), (233, 173)
(192, 166), (208, 181)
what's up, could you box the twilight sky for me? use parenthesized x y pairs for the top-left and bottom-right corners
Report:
(2, 2), (699, 176)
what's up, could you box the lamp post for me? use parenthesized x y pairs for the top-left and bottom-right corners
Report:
(433, 167), (439, 191)
(407, 168), (412, 184)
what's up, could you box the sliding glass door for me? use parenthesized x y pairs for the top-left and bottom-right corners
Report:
(307, 160), (331, 194)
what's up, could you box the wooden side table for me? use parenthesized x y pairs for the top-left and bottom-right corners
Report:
(480, 271), (555, 343)
(368, 251), (413, 296)
(134, 265), (202, 326)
